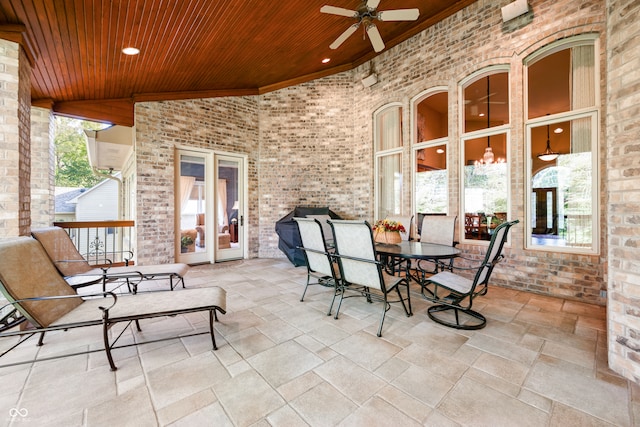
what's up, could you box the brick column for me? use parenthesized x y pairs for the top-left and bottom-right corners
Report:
(0, 39), (31, 237)
(606, 0), (640, 382)
(30, 106), (54, 228)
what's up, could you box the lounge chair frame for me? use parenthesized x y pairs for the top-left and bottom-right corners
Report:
(0, 237), (226, 371)
(32, 227), (189, 292)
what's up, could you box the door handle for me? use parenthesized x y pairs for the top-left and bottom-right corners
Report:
(240, 215), (244, 226)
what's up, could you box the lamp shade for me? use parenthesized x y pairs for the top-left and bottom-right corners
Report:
(232, 201), (239, 210)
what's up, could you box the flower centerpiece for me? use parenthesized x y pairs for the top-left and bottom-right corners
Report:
(373, 219), (406, 244)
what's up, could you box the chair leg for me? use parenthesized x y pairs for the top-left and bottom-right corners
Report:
(395, 282), (413, 317)
(334, 283), (346, 320)
(376, 294), (388, 337)
(102, 322), (117, 371)
(327, 281), (340, 316)
(300, 274), (311, 302)
(427, 304), (486, 330)
(209, 310), (218, 350)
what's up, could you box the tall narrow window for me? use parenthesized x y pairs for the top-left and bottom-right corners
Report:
(413, 90), (448, 221)
(461, 69), (510, 242)
(374, 104), (403, 220)
(525, 36), (599, 253)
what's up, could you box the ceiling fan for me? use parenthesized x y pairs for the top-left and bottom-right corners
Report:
(321, 0), (420, 53)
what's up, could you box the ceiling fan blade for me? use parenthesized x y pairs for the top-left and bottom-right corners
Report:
(330, 23), (359, 49)
(320, 5), (358, 18)
(367, 0), (381, 9)
(377, 9), (420, 21)
(366, 24), (385, 52)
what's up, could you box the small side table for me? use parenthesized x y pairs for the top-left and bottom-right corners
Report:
(230, 223), (238, 243)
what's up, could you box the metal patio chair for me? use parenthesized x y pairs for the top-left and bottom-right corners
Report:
(421, 220), (519, 330)
(328, 219), (412, 337)
(293, 217), (341, 315)
(415, 215), (458, 276)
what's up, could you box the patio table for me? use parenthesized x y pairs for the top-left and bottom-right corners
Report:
(375, 241), (461, 283)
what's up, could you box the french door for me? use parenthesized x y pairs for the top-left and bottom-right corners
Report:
(175, 148), (245, 263)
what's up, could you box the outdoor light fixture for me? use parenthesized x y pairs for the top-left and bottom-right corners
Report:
(538, 122), (559, 162)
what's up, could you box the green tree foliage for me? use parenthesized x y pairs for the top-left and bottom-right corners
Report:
(54, 117), (108, 187)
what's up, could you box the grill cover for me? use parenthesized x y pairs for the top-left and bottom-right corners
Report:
(275, 207), (341, 266)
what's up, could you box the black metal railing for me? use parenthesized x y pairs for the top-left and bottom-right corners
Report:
(52, 220), (135, 266)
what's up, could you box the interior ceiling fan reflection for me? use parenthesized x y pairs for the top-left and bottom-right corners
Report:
(321, 0), (419, 53)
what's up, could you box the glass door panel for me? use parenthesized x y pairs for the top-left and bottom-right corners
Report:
(215, 155), (244, 261)
(176, 151), (211, 264)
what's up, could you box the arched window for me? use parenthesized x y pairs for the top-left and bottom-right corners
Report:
(460, 67), (510, 242)
(374, 103), (403, 220)
(525, 35), (599, 253)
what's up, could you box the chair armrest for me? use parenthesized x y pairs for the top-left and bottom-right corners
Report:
(1, 292), (118, 312)
(435, 254), (504, 272)
(332, 252), (383, 266)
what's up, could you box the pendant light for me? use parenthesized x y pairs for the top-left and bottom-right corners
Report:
(537, 121), (559, 162)
(482, 76), (494, 164)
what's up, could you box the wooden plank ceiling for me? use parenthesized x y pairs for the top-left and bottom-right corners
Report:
(0, 0), (476, 126)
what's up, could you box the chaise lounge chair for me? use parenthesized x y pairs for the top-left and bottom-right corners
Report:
(0, 237), (226, 371)
(32, 227), (189, 292)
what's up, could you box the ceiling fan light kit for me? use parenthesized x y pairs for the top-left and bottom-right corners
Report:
(321, 0), (420, 53)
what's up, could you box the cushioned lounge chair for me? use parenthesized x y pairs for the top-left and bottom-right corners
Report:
(32, 227), (189, 292)
(0, 237), (226, 371)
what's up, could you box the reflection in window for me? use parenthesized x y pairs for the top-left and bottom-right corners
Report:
(413, 90), (449, 216)
(415, 145), (447, 214)
(526, 37), (598, 252)
(530, 118), (594, 248)
(463, 135), (508, 240)
(415, 92), (448, 143)
(374, 104), (403, 219)
(461, 70), (510, 241)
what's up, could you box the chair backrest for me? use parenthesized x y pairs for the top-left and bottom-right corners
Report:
(31, 227), (93, 277)
(420, 215), (457, 246)
(196, 213), (205, 226)
(329, 220), (383, 291)
(0, 237), (82, 327)
(386, 216), (412, 241)
(473, 220), (519, 287)
(305, 214), (334, 245)
(293, 217), (334, 277)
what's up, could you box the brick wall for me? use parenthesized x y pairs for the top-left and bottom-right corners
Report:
(134, 97), (259, 264)
(606, 0), (640, 382)
(344, 0), (608, 304)
(30, 107), (54, 228)
(134, 0), (609, 306)
(0, 39), (30, 237)
(258, 74), (357, 257)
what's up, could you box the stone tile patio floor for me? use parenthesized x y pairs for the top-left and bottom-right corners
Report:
(0, 258), (637, 426)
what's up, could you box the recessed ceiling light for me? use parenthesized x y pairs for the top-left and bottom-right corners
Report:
(322, 58), (330, 64)
(554, 127), (563, 134)
(436, 148), (445, 154)
(122, 47), (140, 55)
(479, 113), (485, 117)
